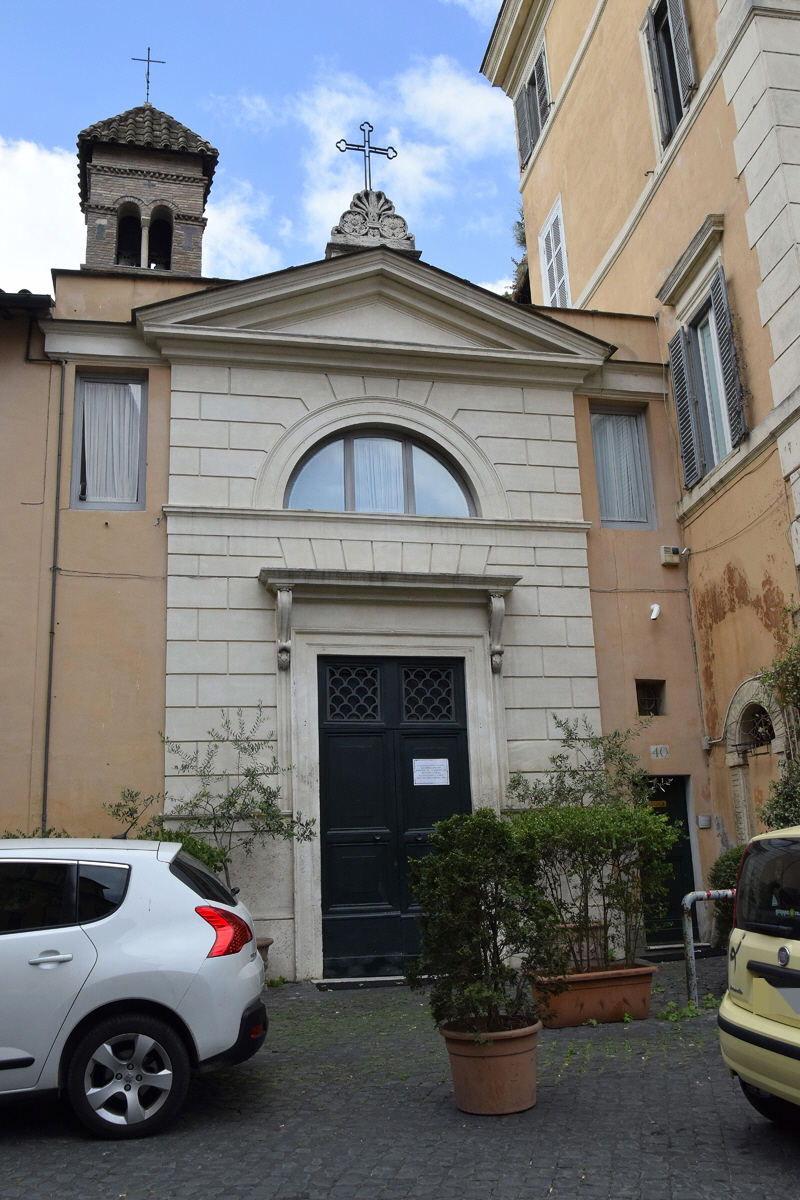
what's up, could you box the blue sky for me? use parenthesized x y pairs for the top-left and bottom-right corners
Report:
(0, 0), (521, 295)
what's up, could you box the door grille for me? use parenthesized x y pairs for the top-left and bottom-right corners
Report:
(402, 666), (454, 722)
(327, 665), (380, 722)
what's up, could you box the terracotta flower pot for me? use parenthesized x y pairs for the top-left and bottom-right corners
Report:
(256, 936), (274, 970)
(536, 960), (658, 1029)
(439, 1020), (543, 1115)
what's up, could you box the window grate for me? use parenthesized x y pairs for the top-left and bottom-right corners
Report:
(636, 679), (666, 717)
(327, 665), (380, 722)
(403, 667), (455, 722)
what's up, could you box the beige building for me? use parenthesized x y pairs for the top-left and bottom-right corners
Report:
(483, 0), (800, 881)
(3, 101), (685, 978)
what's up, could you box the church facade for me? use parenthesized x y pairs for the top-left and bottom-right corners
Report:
(2, 102), (708, 978)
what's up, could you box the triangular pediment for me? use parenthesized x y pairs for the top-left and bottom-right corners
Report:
(134, 248), (612, 363)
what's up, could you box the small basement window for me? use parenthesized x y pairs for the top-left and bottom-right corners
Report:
(636, 679), (666, 716)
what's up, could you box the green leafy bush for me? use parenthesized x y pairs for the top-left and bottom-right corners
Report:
(708, 843), (746, 948)
(507, 718), (678, 971)
(405, 808), (567, 1034)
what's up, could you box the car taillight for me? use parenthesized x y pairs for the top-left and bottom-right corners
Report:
(195, 906), (253, 957)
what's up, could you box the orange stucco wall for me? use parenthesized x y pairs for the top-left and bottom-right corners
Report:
(1, 285), (178, 837)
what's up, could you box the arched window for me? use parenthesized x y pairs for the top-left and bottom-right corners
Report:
(116, 204), (141, 267)
(149, 207), (173, 270)
(286, 431), (475, 517)
(738, 703), (775, 751)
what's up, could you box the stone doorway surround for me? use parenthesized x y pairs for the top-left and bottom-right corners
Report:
(723, 675), (787, 844)
(260, 567), (519, 980)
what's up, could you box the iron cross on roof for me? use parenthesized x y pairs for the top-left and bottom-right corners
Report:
(132, 47), (166, 105)
(335, 122), (397, 192)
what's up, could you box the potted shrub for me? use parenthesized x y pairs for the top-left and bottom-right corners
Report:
(508, 719), (678, 1028)
(405, 807), (566, 1115)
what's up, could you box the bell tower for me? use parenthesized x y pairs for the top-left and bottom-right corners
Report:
(77, 104), (218, 276)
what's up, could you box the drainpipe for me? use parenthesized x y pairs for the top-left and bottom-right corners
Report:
(682, 889), (735, 1006)
(26, 317), (66, 831)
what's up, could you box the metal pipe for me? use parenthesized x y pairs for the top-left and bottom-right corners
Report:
(681, 889), (736, 1006)
(41, 358), (67, 832)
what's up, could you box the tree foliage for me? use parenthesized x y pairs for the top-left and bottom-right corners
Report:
(161, 707), (315, 888)
(708, 843), (746, 949)
(405, 808), (567, 1034)
(758, 605), (800, 831)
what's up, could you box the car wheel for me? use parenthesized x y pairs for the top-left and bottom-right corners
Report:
(66, 1013), (190, 1139)
(740, 1080), (800, 1126)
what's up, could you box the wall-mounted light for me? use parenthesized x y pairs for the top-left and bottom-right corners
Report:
(650, 604), (660, 620)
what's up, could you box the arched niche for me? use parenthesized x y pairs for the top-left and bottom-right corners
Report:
(116, 201), (142, 267)
(723, 677), (786, 843)
(148, 205), (173, 270)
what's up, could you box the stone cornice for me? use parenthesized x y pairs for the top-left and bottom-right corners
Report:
(259, 568), (522, 598)
(145, 322), (599, 387)
(87, 162), (203, 185)
(656, 216), (725, 306)
(162, 504), (592, 534)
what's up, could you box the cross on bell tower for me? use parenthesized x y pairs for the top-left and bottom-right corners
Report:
(335, 122), (397, 192)
(132, 47), (166, 105)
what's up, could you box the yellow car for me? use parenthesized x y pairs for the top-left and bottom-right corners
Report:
(719, 827), (800, 1123)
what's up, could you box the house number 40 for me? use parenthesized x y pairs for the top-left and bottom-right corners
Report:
(650, 745), (670, 760)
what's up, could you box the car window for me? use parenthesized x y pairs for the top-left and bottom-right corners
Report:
(737, 838), (800, 937)
(77, 862), (130, 923)
(0, 861), (76, 934)
(169, 850), (236, 905)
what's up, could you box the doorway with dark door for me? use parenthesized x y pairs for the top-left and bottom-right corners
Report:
(646, 776), (697, 945)
(318, 656), (472, 977)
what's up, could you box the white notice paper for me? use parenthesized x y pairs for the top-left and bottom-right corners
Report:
(413, 758), (450, 786)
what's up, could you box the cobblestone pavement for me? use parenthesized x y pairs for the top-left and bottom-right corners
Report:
(3, 958), (800, 1200)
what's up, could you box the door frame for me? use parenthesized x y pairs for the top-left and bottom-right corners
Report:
(282, 625), (506, 979)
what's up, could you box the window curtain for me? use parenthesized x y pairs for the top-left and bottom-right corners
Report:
(591, 412), (648, 523)
(83, 382), (141, 503)
(354, 438), (404, 513)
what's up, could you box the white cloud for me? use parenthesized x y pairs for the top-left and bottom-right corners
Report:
(478, 277), (512, 294)
(437, 0), (501, 25)
(0, 137), (84, 294)
(203, 181), (283, 279)
(287, 56), (514, 250)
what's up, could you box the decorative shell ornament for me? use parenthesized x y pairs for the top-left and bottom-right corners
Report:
(326, 190), (420, 259)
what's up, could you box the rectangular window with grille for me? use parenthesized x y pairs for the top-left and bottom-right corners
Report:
(538, 197), (570, 308)
(514, 46), (551, 167)
(667, 267), (747, 489)
(636, 679), (666, 717)
(70, 375), (147, 510)
(645, 0), (696, 146)
(590, 407), (656, 528)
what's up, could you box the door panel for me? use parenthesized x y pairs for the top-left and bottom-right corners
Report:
(319, 657), (471, 977)
(646, 776), (697, 945)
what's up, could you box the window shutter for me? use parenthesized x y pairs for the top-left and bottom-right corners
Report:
(668, 329), (703, 488)
(709, 266), (747, 447)
(541, 209), (569, 306)
(666, 0), (696, 106)
(645, 9), (671, 146)
(534, 49), (550, 134)
(514, 87), (532, 166)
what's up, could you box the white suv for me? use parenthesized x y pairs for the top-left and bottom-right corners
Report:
(0, 839), (266, 1139)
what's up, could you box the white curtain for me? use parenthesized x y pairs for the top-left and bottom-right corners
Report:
(83, 382), (141, 503)
(591, 412), (648, 523)
(354, 438), (404, 513)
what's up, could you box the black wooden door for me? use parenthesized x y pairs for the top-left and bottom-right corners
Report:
(646, 776), (697, 945)
(319, 657), (471, 978)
